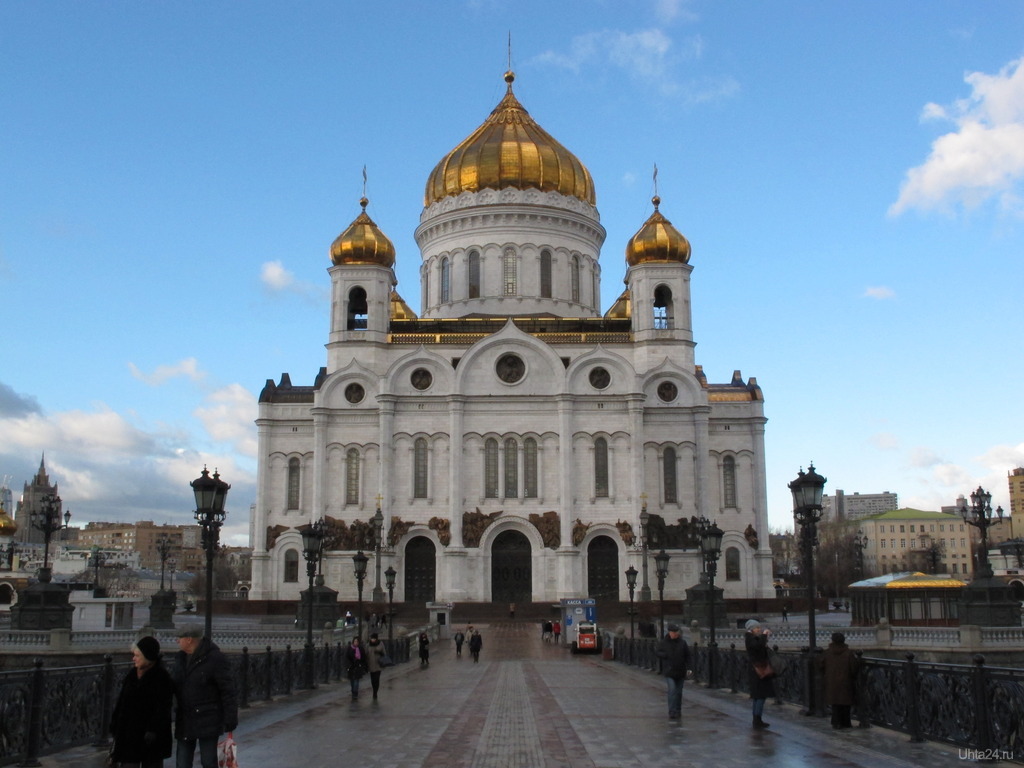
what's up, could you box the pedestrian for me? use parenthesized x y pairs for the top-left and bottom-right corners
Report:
(542, 620), (553, 641)
(346, 636), (368, 699)
(171, 624), (238, 768)
(110, 636), (174, 768)
(553, 620), (561, 644)
(820, 632), (859, 729)
(654, 623), (690, 720)
(366, 633), (386, 701)
(453, 629), (465, 658)
(781, 605), (789, 623)
(418, 632), (430, 666)
(468, 629), (482, 662)
(509, 602), (515, 620)
(744, 619), (775, 729)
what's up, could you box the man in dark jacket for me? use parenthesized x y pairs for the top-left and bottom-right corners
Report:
(172, 624), (238, 768)
(654, 624), (690, 720)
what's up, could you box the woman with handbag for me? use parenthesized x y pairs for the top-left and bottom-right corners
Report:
(366, 633), (386, 700)
(744, 620), (775, 730)
(345, 637), (368, 700)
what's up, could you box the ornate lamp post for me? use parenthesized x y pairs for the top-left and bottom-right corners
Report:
(789, 463), (827, 716)
(191, 467), (230, 639)
(852, 530), (868, 578)
(301, 519), (325, 689)
(31, 493), (70, 581)
(89, 544), (105, 597)
(150, 534), (176, 629)
(654, 549), (669, 638)
(699, 518), (724, 688)
(961, 486), (1003, 579)
(384, 565), (396, 646)
(11, 494), (72, 630)
(156, 535), (172, 591)
(353, 549), (368, 641)
(625, 565), (638, 640)
(957, 486), (1019, 626)
(371, 505), (385, 603)
(639, 499), (652, 602)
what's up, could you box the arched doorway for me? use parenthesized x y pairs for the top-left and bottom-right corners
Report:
(587, 535), (619, 600)
(404, 536), (436, 603)
(0, 582), (13, 606)
(491, 530), (531, 604)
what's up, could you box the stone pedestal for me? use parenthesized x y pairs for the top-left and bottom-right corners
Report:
(149, 589), (177, 629)
(296, 583), (340, 630)
(958, 577), (1021, 627)
(10, 568), (74, 630)
(683, 579), (727, 629)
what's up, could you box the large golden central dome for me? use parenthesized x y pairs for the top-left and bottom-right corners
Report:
(424, 72), (596, 207)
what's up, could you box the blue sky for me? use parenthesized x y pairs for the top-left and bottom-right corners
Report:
(2, 1), (1023, 545)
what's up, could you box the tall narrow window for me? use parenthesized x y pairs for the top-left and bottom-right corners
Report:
(440, 257), (451, 303)
(594, 437), (609, 498)
(468, 250), (481, 298)
(503, 247), (517, 295)
(653, 285), (673, 329)
(347, 287), (368, 330)
(540, 250), (552, 298)
(414, 438), (428, 499)
(571, 254), (581, 302)
(725, 546), (741, 581)
(423, 267), (430, 309)
(524, 438), (538, 498)
(663, 447), (678, 504)
(723, 456), (737, 508)
(503, 438), (518, 498)
(484, 438), (499, 498)
(287, 457), (300, 510)
(283, 549), (299, 582)
(592, 271), (598, 309)
(345, 448), (360, 505)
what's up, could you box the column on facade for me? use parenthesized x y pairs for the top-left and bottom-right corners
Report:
(447, 396), (466, 547)
(312, 408), (328, 523)
(254, 419), (272, 552)
(378, 397), (396, 534)
(628, 395), (645, 523)
(693, 409), (711, 518)
(556, 395), (574, 550)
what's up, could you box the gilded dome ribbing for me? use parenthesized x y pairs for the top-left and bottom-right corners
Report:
(625, 196), (691, 266)
(330, 197), (396, 267)
(424, 71), (596, 207)
(0, 505), (16, 537)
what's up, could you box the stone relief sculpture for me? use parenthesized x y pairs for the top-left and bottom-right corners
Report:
(528, 510), (560, 549)
(388, 517), (413, 547)
(744, 523), (759, 549)
(428, 516), (451, 546)
(572, 518), (591, 546)
(615, 520), (636, 546)
(463, 508), (501, 547)
(266, 524), (289, 550)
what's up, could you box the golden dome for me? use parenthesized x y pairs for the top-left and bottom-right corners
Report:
(330, 197), (396, 268)
(424, 71), (596, 207)
(625, 196), (691, 266)
(0, 505), (16, 537)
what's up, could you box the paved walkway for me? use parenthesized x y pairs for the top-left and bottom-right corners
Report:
(46, 623), (963, 768)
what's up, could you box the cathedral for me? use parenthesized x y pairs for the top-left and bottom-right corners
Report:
(248, 71), (773, 607)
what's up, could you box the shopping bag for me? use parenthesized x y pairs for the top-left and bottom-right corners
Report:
(753, 661), (775, 679)
(379, 653), (394, 668)
(217, 732), (239, 768)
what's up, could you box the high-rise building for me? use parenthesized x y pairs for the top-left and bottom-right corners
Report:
(14, 456), (65, 545)
(249, 70), (774, 605)
(822, 490), (899, 523)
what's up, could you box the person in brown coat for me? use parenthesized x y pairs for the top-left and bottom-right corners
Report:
(820, 631), (859, 729)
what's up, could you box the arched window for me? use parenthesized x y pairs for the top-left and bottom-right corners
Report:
(347, 286), (368, 330)
(484, 438), (499, 498)
(663, 447), (677, 504)
(345, 448), (360, 505)
(571, 254), (581, 302)
(723, 456), (737, 508)
(413, 438), (428, 499)
(440, 257), (451, 303)
(503, 438), (518, 498)
(283, 549), (299, 582)
(287, 457), (300, 510)
(653, 285), (673, 330)
(594, 437), (609, 498)
(540, 250), (552, 298)
(468, 250), (481, 298)
(725, 546), (741, 581)
(503, 247), (517, 295)
(524, 438), (538, 498)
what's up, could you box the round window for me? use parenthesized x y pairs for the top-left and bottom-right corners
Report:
(344, 383), (365, 404)
(495, 354), (526, 384)
(589, 367), (611, 390)
(411, 368), (433, 391)
(657, 381), (678, 403)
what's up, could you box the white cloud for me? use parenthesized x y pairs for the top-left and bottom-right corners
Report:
(863, 285), (895, 300)
(534, 29), (676, 79)
(654, 0), (698, 24)
(194, 384), (258, 458)
(129, 358), (205, 386)
(869, 432), (900, 451)
(908, 446), (944, 469)
(260, 260), (328, 302)
(890, 57), (1024, 216)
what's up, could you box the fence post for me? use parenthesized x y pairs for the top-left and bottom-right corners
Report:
(92, 654), (114, 746)
(903, 653), (924, 743)
(18, 658), (45, 767)
(335, 642), (343, 682)
(239, 647), (250, 709)
(729, 644), (739, 693)
(854, 650), (870, 729)
(264, 646), (273, 702)
(322, 642), (330, 685)
(285, 645), (293, 695)
(972, 654), (994, 754)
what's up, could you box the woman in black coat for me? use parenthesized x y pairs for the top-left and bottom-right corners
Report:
(744, 620), (775, 730)
(418, 632), (430, 666)
(110, 636), (174, 767)
(345, 637), (368, 699)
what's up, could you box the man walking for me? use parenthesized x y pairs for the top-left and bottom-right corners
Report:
(171, 624), (238, 768)
(654, 624), (690, 720)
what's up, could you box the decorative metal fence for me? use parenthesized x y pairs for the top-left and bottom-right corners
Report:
(605, 633), (1024, 763)
(0, 635), (412, 767)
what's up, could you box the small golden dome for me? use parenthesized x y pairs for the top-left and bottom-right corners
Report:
(330, 197), (396, 267)
(0, 505), (17, 537)
(625, 196), (691, 266)
(424, 71), (596, 207)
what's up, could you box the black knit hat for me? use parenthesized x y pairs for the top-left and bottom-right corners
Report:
(135, 636), (161, 662)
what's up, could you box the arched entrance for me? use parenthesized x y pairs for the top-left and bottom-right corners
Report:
(491, 530), (532, 604)
(587, 535), (619, 600)
(0, 582), (13, 606)
(404, 536), (436, 603)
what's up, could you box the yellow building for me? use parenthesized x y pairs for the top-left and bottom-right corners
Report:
(1009, 468), (1024, 539)
(857, 508), (979, 577)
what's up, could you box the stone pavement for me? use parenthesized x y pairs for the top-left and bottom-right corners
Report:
(45, 622), (964, 768)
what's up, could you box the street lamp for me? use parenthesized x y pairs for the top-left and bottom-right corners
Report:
(961, 486), (1003, 579)
(371, 505), (385, 603)
(156, 535), (172, 591)
(698, 518), (724, 687)
(353, 549), (368, 641)
(639, 499), (651, 602)
(625, 565), (638, 640)
(654, 549), (669, 637)
(89, 544), (105, 597)
(301, 519), (325, 689)
(384, 565), (396, 646)
(852, 530), (868, 579)
(191, 466), (230, 639)
(789, 462), (827, 716)
(30, 493), (70, 581)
